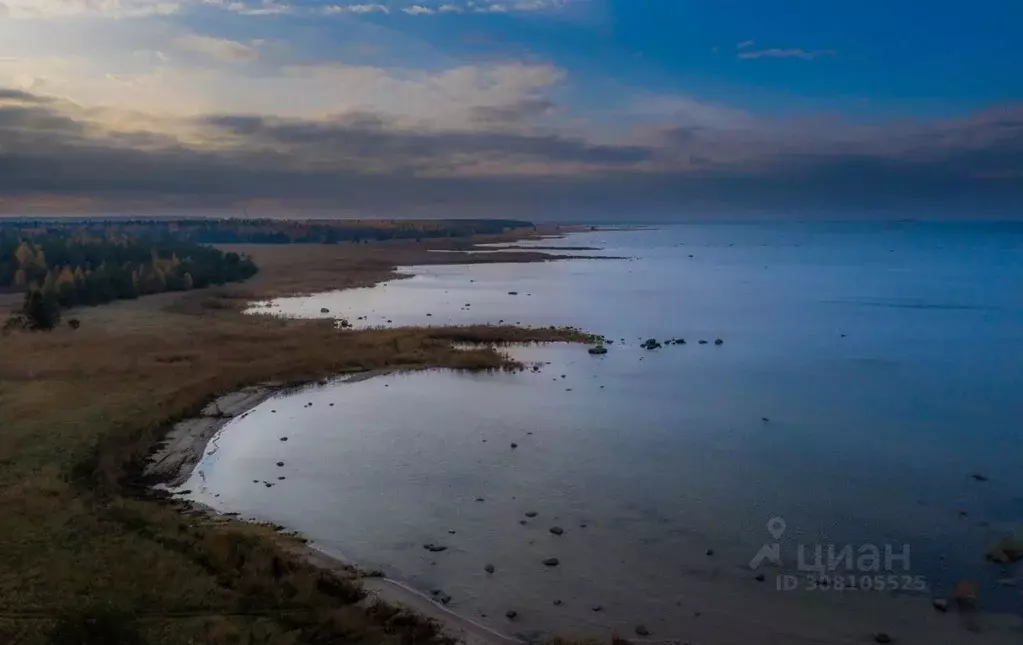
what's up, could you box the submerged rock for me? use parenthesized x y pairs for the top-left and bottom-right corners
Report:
(505, 610), (518, 620)
(932, 598), (949, 612)
(525, 511), (538, 518)
(872, 633), (892, 644)
(430, 590), (452, 605)
(588, 346), (609, 355)
(542, 557), (560, 567)
(971, 472), (989, 482)
(955, 580), (978, 610)
(423, 543), (448, 553)
(485, 564), (495, 574)
(985, 535), (1023, 563)
(635, 625), (651, 637)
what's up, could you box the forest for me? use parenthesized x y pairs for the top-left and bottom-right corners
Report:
(1, 225), (258, 328)
(0, 218), (534, 245)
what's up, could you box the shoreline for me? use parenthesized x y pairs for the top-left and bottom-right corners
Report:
(141, 227), (1021, 645)
(155, 373), (1023, 645)
(146, 369), (531, 645)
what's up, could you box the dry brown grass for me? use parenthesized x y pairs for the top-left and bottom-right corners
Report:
(0, 235), (593, 645)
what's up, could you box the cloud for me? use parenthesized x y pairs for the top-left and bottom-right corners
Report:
(321, 3), (390, 14)
(174, 34), (260, 62)
(738, 48), (836, 60)
(0, 0), (182, 19)
(470, 98), (557, 124)
(1, 87), (1020, 218)
(736, 40), (755, 49)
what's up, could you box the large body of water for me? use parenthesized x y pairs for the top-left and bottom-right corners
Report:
(185, 223), (1023, 642)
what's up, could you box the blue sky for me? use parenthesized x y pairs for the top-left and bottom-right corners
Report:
(0, 0), (1020, 218)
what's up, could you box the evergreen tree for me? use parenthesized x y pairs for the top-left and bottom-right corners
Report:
(22, 289), (61, 331)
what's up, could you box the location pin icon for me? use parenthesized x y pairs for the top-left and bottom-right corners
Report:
(767, 517), (787, 540)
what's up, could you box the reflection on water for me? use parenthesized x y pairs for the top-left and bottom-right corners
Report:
(189, 223), (1023, 639)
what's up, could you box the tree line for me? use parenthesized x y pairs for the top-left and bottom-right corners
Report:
(1, 228), (257, 330)
(0, 218), (534, 245)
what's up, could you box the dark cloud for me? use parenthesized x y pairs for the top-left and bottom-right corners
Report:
(0, 88), (51, 102)
(0, 88), (1021, 219)
(203, 113), (652, 166)
(469, 98), (557, 124)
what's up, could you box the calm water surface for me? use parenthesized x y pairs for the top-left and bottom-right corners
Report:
(186, 223), (1023, 637)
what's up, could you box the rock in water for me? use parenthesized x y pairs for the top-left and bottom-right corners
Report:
(932, 598), (948, 612)
(872, 633), (893, 644)
(542, 557), (560, 567)
(971, 472), (989, 482)
(588, 346), (608, 355)
(714, 338), (724, 345)
(985, 535), (1023, 563)
(549, 526), (564, 536)
(510, 443), (518, 449)
(955, 580), (978, 610)
(485, 564), (495, 574)
(423, 543), (448, 553)
(320, 307), (330, 313)
(525, 511), (538, 518)
(505, 610), (517, 620)
(635, 625), (651, 636)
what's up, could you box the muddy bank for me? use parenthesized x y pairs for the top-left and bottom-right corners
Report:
(146, 370), (401, 489)
(146, 384), (283, 488)
(146, 369), (522, 645)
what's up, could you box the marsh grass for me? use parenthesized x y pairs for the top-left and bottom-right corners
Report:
(0, 237), (593, 645)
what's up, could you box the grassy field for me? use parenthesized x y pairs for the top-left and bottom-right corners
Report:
(0, 237), (592, 645)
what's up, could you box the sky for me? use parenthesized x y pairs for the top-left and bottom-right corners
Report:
(0, 0), (1020, 219)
